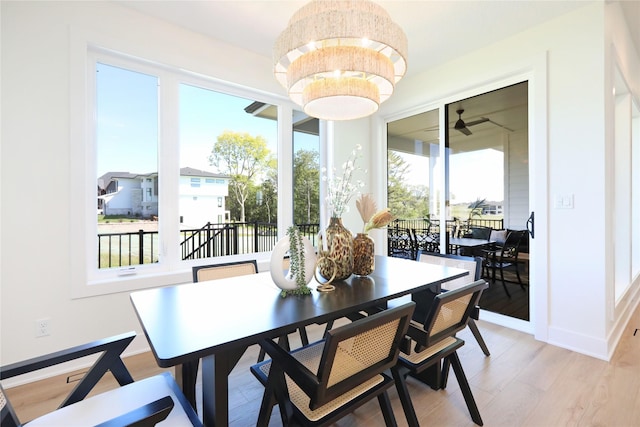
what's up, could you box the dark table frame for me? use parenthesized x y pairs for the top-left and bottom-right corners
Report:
(130, 255), (468, 427)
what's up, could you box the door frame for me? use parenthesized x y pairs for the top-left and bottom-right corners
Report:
(381, 53), (549, 340)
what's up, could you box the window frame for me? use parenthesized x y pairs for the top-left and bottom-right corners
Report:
(70, 39), (298, 298)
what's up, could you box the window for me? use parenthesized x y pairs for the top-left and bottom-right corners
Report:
(72, 43), (320, 297)
(293, 114), (320, 231)
(95, 62), (159, 268)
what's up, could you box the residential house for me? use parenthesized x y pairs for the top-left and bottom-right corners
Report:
(98, 171), (158, 217)
(178, 167), (229, 227)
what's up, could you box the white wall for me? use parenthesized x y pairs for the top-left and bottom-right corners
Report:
(1, 1), (639, 376)
(0, 1), (284, 370)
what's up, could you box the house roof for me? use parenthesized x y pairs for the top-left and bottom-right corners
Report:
(98, 169), (227, 191)
(179, 167), (228, 178)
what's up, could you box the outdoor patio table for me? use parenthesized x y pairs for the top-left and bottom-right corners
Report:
(448, 237), (495, 255)
(130, 255), (468, 427)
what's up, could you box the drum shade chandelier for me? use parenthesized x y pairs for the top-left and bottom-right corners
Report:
(274, 0), (408, 121)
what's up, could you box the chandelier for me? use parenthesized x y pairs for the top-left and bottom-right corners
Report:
(274, 0), (408, 121)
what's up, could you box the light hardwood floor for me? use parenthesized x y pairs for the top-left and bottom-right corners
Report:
(6, 303), (640, 426)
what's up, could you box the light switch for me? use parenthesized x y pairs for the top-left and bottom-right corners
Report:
(554, 194), (574, 209)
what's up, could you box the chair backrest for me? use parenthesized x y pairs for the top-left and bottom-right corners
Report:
(192, 260), (258, 282)
(498, 230), (526, 261)
(407, 280), (487, 349)
(417, 251), (482, 290)
(387, 228), (416, 259)
(466, 226), (492, 240)
(311, 302), (415, 409)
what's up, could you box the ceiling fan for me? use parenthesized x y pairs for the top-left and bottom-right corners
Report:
(454, 109), (489, 136)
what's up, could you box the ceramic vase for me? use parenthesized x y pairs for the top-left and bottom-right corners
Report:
(353, 233), (375, 276)
(270, 235), (316, 291)
(318, 217), (354, 281)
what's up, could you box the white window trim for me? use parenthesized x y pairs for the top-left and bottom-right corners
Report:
(69, 29), (296, 299)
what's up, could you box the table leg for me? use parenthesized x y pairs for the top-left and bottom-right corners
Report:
(201, 347), (247, 427)
(409, 363), (444, 390)
(175, 360), (199, 410)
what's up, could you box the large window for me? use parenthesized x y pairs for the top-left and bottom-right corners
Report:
(96, 62), (159, 269)
(73, 46), (318, 297)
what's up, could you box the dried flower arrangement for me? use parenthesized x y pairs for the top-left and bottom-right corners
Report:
(356, 193), (395, 234)
(322, 145), (364, 218)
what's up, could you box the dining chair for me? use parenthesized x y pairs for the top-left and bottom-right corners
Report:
(482, 229), (527, 297)
(250, 302), (416, 426)
(387, 227), (416, 260)
(0, 332), (202, 427)
(416, 251), (490, 356)
(391, 280), (488, 427)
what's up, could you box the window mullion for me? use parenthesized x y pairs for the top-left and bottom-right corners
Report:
(158, 73), (181, 267)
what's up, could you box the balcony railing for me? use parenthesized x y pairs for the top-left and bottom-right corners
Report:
(97, 222), (320, 269)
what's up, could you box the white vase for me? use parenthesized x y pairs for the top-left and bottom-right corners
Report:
(270, 235), (317, 291)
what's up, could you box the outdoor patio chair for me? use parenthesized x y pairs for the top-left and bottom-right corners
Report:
(482, 229), (527, 297)
(0, 331), (201, 427)
(392, 280), (487, 427)
(250, 302), (415, 426)
(417, 251), (490, 356)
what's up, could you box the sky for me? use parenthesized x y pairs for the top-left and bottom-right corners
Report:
(396, 149), (504, 203)
(96, 61), (503, 203)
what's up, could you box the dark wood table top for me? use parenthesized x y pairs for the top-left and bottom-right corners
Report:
(130, 255), (469, 368)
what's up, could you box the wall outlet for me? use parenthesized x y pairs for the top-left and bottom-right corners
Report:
(35, 318), (51, 337)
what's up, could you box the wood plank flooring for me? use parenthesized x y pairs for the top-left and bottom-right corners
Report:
(5, 302), (640, 426)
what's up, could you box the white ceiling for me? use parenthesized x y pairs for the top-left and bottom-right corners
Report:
(115, 0), (638, 141)
(116, 0), (634, 80)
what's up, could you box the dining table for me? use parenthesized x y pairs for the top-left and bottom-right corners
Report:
(129, 255), (469, 427)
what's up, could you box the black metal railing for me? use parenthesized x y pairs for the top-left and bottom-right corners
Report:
(387, 217), (505, 260)
(98, 221), (321, 269)
(98, 229), (159, 269)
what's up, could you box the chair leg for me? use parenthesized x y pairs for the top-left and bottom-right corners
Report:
(257, 347), (266, 362)
(323, 320), (334, 335)
(377, 391), (398, 427)
(450, 351), (483, 426)
(256, 382), (276, 427)
(298, 327), (309, 346)
(468, 319), (490, 356)
(391, 366), (419, 427)
(515, 264), (526, 291)
(499, 266), (511, 298)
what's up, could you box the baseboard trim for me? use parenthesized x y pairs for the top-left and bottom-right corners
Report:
(2, 335), (152, 388)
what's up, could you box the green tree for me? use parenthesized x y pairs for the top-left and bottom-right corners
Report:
(387, 151), (415, 218)
(293, 149), (320, 224)
(209, 131), (273, 222)
(406, 184), (430, 218)
(257, 159), (278, 223)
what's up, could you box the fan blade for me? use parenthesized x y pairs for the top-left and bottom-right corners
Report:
(457, 126), (472, 136)
(464, 117), (490, 127)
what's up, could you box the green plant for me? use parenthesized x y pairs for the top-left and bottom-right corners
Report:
(281, 225), (312, 297)
(467, 198), (488, 222)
